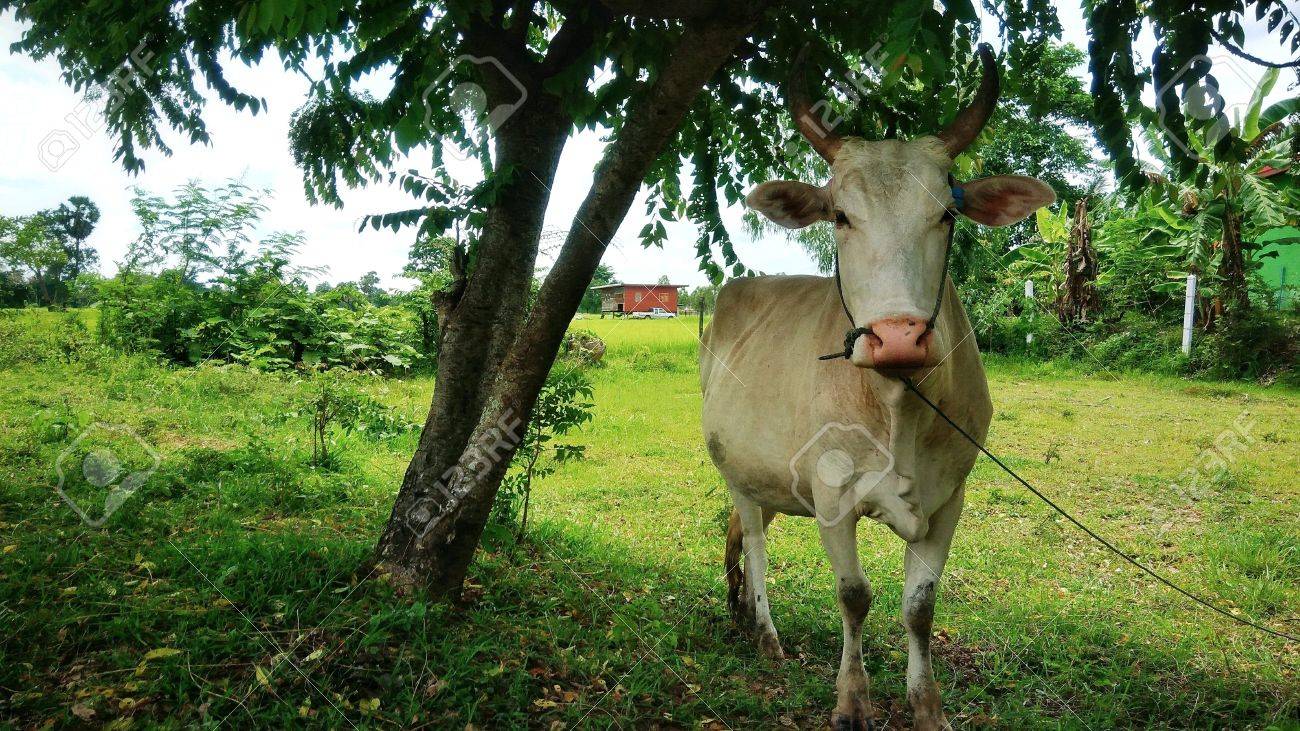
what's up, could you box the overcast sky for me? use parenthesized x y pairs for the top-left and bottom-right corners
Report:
(0, 5), (1290, 290)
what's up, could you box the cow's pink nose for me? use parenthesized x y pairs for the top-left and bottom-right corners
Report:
(865, 317), (932, 372)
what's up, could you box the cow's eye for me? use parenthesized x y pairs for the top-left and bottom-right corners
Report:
(834, 210), (850, 227)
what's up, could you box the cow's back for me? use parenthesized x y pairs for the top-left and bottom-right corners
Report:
(701, 275), (838, 396)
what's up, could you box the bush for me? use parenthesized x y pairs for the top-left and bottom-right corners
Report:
(1189, 310), (1300, 384)
(96, 268), (424, 374)
(561, 328), (605, 365)
(491, 367), (593, 541)
(283, 369), (419, 468)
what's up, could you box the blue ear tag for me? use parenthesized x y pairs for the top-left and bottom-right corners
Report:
(950, 186), (965, 212)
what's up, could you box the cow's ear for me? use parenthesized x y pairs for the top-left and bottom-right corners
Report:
(958, 175), (1056, 227)
(746, 180), (833, 229)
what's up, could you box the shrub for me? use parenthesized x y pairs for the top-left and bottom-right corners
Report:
(491, 367), (594, 541)
(96, 269), (424, 374)
(1189, 310), (1299, 384)
(284, 369), (419, 468)
(561, 328), (605, 365)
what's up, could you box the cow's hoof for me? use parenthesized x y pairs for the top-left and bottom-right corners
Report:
(909, 684), (947, 730)
(756, 627), (784, 660)
(830, 710), (875, 731)
(911, 710), (948, 731)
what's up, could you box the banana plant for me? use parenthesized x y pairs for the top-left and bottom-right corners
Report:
(1136, 67), (1300, 324)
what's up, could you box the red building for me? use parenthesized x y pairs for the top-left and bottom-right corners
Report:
(591, 282), (683, 315)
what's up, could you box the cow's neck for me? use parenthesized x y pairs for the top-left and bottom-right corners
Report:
(821, 279), (954, 540)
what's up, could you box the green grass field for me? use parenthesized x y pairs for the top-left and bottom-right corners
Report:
(1, 310), (1297, 729)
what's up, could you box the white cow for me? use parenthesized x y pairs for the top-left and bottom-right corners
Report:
(700, 46), (1054, 730)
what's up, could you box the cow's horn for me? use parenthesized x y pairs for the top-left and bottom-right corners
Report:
(937, 43), (999, 157)
(789, 44), (843, 163)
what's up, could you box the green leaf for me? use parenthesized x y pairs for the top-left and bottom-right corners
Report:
(144, 648), (183, 661)
(1257, 226), (1300, 245)
(1243, 68), (1279, 140)
(941, 0), (978, 22)
(1259, 97), (1300, 130)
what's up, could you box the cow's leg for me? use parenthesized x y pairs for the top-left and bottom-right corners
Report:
(816, 516), (875, 731)
(731, 491), (783, 659)
(902, 487), (963, 731)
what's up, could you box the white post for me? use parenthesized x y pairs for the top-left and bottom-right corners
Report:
(1181, 273), (1197, 355)
(1024, 279), (1035, 345)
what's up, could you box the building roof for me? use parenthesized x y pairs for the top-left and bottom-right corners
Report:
(590, 282), (686, 290)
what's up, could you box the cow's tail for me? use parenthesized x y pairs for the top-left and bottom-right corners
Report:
(725, 508), (745, 619)
(725, 507), (776, 623)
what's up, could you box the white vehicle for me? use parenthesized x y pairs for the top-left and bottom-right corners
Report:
(629, 307), (676, 319)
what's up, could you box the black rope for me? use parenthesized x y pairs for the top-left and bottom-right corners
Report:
(819, 253), (876, 360)
(901, 376), (1299, 644)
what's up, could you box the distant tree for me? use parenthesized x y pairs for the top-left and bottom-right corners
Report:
(656, 274), (671, 285)
(0, 214), (66, 306)
(1137, 68), (1300, 324)
(357, 271), (390, 305)
(125, 180), (269, 281)
(579, 263), (616, 314)
(682, 283), (720, 313)
(0, 269), (32, 307)
(406, 234), (457, 275)
(982, 43), (1096, 205)
(44, 196), (100, 280)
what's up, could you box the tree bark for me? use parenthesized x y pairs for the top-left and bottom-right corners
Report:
(1055, 197), (1097, 326)
(375, 4), (770, 598)
(1219, 196), (1248, 317)
(373, 103), (570, 590)
(373, 6), (611, 592)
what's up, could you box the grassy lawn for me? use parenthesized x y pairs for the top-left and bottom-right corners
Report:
(1, 310), (1297, 729)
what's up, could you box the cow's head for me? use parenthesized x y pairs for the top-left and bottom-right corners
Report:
(747, 45), (1055, 372)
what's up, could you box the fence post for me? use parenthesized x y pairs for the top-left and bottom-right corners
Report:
(1024, 279), (1035, 345)
(1181, 273), (1197, 355)
(698, 302), (705, 338)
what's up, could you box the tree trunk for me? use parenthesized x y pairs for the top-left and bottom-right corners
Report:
(33, 270), (51, 307)
(1219, 198), (1248, 317)
(1055, 197), (1098, 326)
(373, 99), (572, 593)
(373, 7), (768, 598)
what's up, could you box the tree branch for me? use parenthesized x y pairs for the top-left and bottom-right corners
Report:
(504, 4), (774, 391)
(541, 5), (612, 77)
(596, 0), (747, 19)
(1209, 28), (1300, 69)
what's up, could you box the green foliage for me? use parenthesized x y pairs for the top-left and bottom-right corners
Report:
(1083, 0), (1300, 187)
(288, 369), (419, 467)
(124, 179), (270, 281)
(97, 266), (425, 373)
(1126, 70), (1300, 319)
(44, 195), (100, 283)
(492, 366), (594, 541)
(1189, 309), (1300, 384)
(99, 180), (425, 373)
(0, 213), (66, 306)
(0, 196), (102, 307)
(0, 309), (91, 366)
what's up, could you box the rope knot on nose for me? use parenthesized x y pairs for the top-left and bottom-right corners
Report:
(818, 326), (873, 361)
